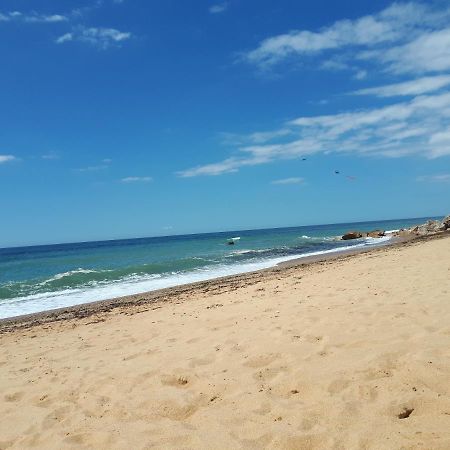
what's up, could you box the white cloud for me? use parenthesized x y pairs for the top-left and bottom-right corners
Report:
(178, 91), (450, 176)
(76, 164), (109, 172)
(353, 69), (367, 80)
(25, 14), (68, 23)
(366, 28), (450, 75)
(0, 155), (16, 164)
(271, 177), (305, 185)
(56, 33), (73, 44)
(178, 158), (250, 177)
(243, 2), (436, 68)
(0, 11), (68, 23)
(56, 26), (131, 49)
(209, 3), (228, 14)
(417, 174), (450, 183)
(242, 2), (450, 78)
(220, 128), (293, 146)
(41, 152), (60, 160)
(121, 176), (152, 183)
(178, 3), (450, 178)
(353, 75), (450, 97)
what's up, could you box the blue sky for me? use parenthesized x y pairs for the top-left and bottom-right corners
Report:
(1, 0), (449, 247)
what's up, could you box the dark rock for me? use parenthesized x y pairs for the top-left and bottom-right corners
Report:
(442, 215), (450, 229)
(342, 231), (363, 240)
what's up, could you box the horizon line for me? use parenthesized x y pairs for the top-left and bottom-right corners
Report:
(0, 214), (443, 251)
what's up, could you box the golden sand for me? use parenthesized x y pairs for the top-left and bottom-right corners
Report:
(1, 236), (450, 449)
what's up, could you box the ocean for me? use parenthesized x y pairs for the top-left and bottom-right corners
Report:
(0, 217), (436, 319)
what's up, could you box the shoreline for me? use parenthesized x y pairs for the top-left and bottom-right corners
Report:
(0, 231), (442, 333)
(1, 231), (449, 448)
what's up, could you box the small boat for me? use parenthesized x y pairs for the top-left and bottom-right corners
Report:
(227, 237), (241, 245)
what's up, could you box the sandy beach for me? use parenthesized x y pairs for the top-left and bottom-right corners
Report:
(1, 235), (450, 449)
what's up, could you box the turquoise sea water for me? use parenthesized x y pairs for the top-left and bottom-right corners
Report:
(0, 217), (437, 319)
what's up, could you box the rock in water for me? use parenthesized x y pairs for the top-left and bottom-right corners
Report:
(342, 231), (363, 240)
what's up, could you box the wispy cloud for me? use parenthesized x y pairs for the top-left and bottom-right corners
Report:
(209, 3), (228, 14)
(417, 174), (450, 183)
(178, 90), (450, 176)
(271, 177), (305, 185)
(76, 158), (112, 172)
(219, 128), (293, 146)
(177, 158), (248, 177)
(177, 2), (450, 178)
(0, 11), (68, 23)
(242, 2), (450, 77)
(1, 4), (134, 49)
(41, 152), (60, 160)
(0, 155), (16, 164)
(25, 14), (68, 23)
(76, 164), (109, 172)
(352, 75), (450, 97)
(56, 26), (132, 49)
(120, 176), (152, 183)
(353, 69), (367, 80)
(357, 29), (450, 75)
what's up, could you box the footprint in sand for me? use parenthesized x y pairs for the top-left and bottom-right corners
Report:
(4, 392), (24, 402)
(244, 353), (280, 368)
(188, 354), (216, 368)
(156, 394), (208, 421)
(304, 335), (325, 344)
(328, 379), (350, 394)
(161, 374), (190, 387)
(122, 353), (141, 361)
(398, 407), (414, 419)
(35, 393), (53, 408)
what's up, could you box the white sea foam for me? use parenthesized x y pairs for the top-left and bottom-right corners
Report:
(39, 268), (101, 285)
(0, 235), (392, 319)
(225, 249), (254, 256)
(225, 248), (271, 257)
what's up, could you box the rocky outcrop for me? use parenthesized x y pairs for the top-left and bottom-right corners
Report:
(342, 215), (450, 240)
(442, 215), (450, 229)
(341, 230), (385, 240)
(409, 220), (445, 236)
(393, 216), (450, 238)
(366, 230), (386, 238)
(342, 231), (363, 240)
